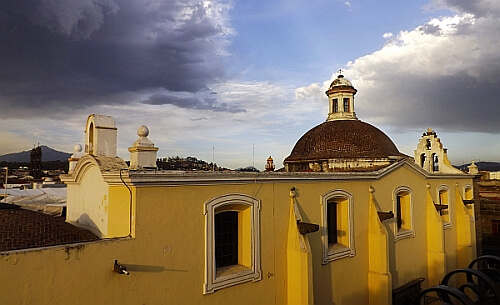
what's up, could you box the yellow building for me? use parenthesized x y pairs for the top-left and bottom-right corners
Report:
(0, 76), (477, 305)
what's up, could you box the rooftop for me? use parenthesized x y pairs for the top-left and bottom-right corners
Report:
(0, 207), (98, 252)
(285, 120), (404, 162)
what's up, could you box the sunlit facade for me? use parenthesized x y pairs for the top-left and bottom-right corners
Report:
(0, 76), (477, 305)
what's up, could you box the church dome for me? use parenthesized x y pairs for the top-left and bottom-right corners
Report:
(284, 73), (404, 172)
(284, 120), (403, 163)
(328, 74), (353, 88)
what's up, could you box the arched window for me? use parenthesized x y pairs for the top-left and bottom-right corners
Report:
(420, 153), (426, 168)
(204, 194), (261, 293)
(394, 186), (414, 241)
(463, 184), (474, 207)
(464, 185), (473, 201)
(432, 153), (439, 172)
(87, 122), (94, 155)
(437, 185), (451, 228)
(321, 190), (355, 263)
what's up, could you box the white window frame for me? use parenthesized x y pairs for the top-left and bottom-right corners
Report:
(463, 184), (473, 201)
(393, 186), (415, 241)
(204, 193), (261, 294)
(437, 185), (451, 229)
(321, 189), (355, 264)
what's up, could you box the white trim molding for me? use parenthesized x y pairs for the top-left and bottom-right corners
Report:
(437, 184), (451, 229)
(321, 189), (355, 264)
(204, 193), (261, 294)
(393, 186), (415, 241)
(463, 184), (473, 200)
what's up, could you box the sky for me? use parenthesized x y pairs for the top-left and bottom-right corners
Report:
(1, 0), (500, 170)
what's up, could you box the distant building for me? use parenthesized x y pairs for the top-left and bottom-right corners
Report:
(29, 145), (42, 180)
(477, 175), (500, 256)
(265, 156), (275, 172)
(452, 161), (500, 257)
(1, 75), (478, 305)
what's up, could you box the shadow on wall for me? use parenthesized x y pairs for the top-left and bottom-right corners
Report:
(76, 213), (102, 237)
(119, 263), (188, 273)
(371, 194), (399, 286)
(313, 258), (335, 304)
(292, 188), (336, 304)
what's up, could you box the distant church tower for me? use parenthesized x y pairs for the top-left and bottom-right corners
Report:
(325, 73), (358, 121)
(414, 128), (462, 174)
(30, 145), (42, 180)
(265, 156), (275, 172)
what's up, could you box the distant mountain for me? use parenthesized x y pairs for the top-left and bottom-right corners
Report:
(456, 161), (500, 172)
(0, 146), (71, 162)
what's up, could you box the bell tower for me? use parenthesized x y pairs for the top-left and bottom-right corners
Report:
(414, 128), (463, 174)
(325, 73), (358, 121)
(85, 114), (117, 157)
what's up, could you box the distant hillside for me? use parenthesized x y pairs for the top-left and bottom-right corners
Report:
(157, 156), (229, 171)
(0, 146), (71, 162)
(456, 162), (500, 172)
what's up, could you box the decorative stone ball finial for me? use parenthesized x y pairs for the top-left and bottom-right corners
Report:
(131, 125), (154, 148)
(128, 125), (158, 170)
(137, 125), (149, 138)
(71, 144), (84, 159)
(74, 144), (83, 153)
(68, 143), (84, 173)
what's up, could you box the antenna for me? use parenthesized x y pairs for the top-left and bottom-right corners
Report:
(252, 143), (255, 168)
(212, 146), (215, 171)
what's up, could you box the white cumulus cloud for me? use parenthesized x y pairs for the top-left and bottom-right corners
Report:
(296, 9), (500, 133)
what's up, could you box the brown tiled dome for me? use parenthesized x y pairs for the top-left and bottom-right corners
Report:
(285, 120), (402, 162)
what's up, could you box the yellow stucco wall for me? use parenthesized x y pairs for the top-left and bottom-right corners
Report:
(107, 186), (134, 238)
(66, 163), (110, 237)
(1, 162), (476, 305)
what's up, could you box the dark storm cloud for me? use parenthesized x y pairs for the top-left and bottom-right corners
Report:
(3, 0), (120, 40)
(0, 0), (233, 118)
(359, 73), (500, 133)
(141, 92), (246, 113)
(432, 0), (500, 17)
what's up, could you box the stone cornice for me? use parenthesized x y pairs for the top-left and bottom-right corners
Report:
(95, 158), (473, 187)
